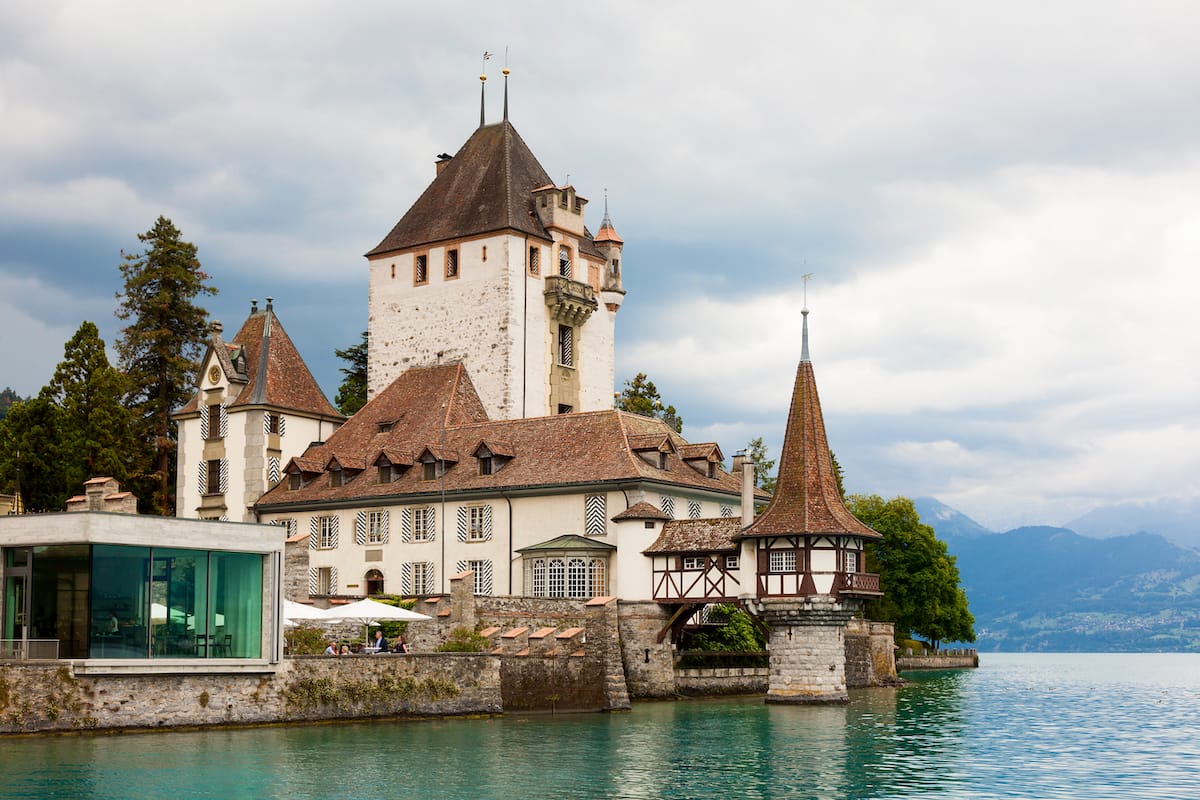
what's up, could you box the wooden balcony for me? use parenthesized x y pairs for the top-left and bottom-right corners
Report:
(755, 571), (882, 599)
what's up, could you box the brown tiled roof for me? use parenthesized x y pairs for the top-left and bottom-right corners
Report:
(680, 443), (723, 462)
(367, 121), (555, 256)
(629, 433), (674, 453)
(612, 501), (671, 522)
(473, 439), (515, 458)
(256, 366), (747, 510)
(179, 304), (342, 420)
(595, 210), (623, 244)
(739, 355), (880, 540)
(645, 518), (742, 554)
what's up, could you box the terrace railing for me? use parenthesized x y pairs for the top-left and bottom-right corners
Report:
(0, 639), (60, 660)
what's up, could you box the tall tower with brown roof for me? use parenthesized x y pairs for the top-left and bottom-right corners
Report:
(175, 299), (344, 520)
(366, 90), (625, 421)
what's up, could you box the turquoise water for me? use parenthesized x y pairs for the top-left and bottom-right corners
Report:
(1, 653), (1197, 799)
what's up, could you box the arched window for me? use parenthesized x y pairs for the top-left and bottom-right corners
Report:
(364, 569), (384, 596)
(532, 559), (547, 597)
(548, 559), (566, 598)
(589, 559), (607, 598)
(567, 558), (588, 598)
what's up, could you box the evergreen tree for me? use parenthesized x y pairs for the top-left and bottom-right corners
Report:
(848, 493), (976, 648)
(334, 331), (368, 416)
(0, 387), (21, 421)
(115, 216), (217, 514)
(0, 397), (66, 511)
(40, 321), (137, 492)
(616, 372), (683, 433)
(745, 436), (777, 495)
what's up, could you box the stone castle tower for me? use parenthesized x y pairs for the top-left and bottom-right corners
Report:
(365, 77), (625, 420)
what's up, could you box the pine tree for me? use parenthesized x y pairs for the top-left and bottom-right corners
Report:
(334, 331), (368, 416)
(745, 436), (777, 495)
(40, 321), (138, 492)
(0, 397), (66, 511)
(115, 216), (217, 514)
(616, 373), (683, 433)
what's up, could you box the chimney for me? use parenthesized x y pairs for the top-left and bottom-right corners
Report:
(741, 457), (756, 528)
(436, 153), (453, 176)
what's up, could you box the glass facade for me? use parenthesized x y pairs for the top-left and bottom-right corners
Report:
(4, 544), (264, 660)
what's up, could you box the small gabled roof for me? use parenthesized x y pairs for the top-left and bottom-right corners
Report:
(473, 438), (516, 458)
(645, 518), (742, 555)
(284, 456), (324, 475)
(629, 433), (676, 454)
(516, 534), (617, 554)
(367, 120), (554, 256)
(738, 311), (880, 541)
(417, 445), (459, 464)
(612, 502), (671, 522)
(373, 448), (414, 467)
(680, 443), (723, 463)
(325, 453), (368, 472)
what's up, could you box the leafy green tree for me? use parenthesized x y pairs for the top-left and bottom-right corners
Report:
(616, 372), (682, 433)
(830, 451), (846, 499)
(685, 604), (767, 652)
(334, 331), (368, 416)
(115, 216), (217, 514)
(848, 494), (975, 648)
(745, 436), (777, 495)
(0, 397), (66, 511)
(40, 321), (138, 492)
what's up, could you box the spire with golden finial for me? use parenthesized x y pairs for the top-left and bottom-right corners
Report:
(479, 51), (492, 127)
(503, 47), (510, 121)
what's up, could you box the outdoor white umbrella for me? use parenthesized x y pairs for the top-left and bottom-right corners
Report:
(283, 599), (337, 626)
(327, 598), (431, 650)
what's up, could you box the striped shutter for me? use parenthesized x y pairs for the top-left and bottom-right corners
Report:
(425, 508), (436, 541)
(424, 562), (436, 594)
(482, 506), (493, 540)
(268, 457), (281, 486)
(328, 516), (339, 549)
(279, 415), (286, 436)
(219, 403), (228, 438)
(199, 410), (209, 440)
(400, 562), (412, 595)
(328, 566), (338, 594)
(661, 495), (676, 518)
(456, 559), (469, 575)
(476, 561), (493, 595)
(457, 507), (468, 542)
(585, 495), (606, 536)
(308, 567), (318, 595)
(688, 500), (702, 519)
(355, 511), (367, 545)
(720, 504), (733, 518)
(560, 326), (573, 366)
(219, 459), (229, 493)
(401, 508), (412, 543)
(309, 517), (319, 550)
(380, 510), (390, 544)
(197, 461), (207, 495)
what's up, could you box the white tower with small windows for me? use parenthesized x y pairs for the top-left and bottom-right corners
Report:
(366, 73), (624, 420)
(174, 299), (344, 521)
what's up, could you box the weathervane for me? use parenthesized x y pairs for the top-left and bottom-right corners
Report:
(801, 269), (813, 312)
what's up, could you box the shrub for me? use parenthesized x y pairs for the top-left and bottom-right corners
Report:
(287, 625), (330, 655)
(436, 627), (490, 653)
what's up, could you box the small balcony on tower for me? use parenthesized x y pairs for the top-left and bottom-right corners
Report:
(544, 275), (598, 326)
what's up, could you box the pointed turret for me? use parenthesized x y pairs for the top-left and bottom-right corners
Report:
(740, 309), (878, 540)
(595, 195), (626, 309)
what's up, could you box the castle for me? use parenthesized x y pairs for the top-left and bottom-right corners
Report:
(174, 76), (885, 701)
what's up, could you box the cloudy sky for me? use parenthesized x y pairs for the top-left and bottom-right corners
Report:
(2, 2), (1198, 531)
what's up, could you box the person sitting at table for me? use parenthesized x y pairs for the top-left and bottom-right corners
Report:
(324, 641), (338, 656)
(108, 613), (120, 634)
(373, 629), (387, 653)
(339, 643), (351, 655)
(393, 635), (409, 654)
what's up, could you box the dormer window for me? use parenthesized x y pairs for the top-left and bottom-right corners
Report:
(658, 452), (668, 470)
(378, 463), (393, 484)
(479, 456), (494, 476)
(329, 468), (343, 488)
(707, 462), (717, 479)
(422, 460), (444, 481)
(288, 473), (301, 491)
(377, 421), (394, 433)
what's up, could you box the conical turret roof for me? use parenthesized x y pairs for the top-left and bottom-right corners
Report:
(739, 311), (880, 540)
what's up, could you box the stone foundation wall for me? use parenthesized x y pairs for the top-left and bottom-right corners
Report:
(675, 667), (768, 696)
(897, 650), (979, 671)
(845, 619), (900, 687)
(0, 655), (501, 735)
(616, 601), (675, 698)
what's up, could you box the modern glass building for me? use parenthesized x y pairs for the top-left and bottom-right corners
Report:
(0, 513), (283, 667)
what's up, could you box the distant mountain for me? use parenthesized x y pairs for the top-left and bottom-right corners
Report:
(1065, 498), (1200, 549)
(950, 526), (1200, 652)
(912, 497), (993, 538)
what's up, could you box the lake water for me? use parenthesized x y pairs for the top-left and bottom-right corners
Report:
(2, 653), (1198, 799)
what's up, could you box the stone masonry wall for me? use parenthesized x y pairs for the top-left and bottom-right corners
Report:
(616, 601), (676, 698)
(0, 655), (501, 735)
